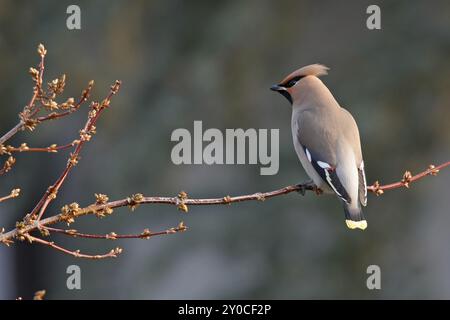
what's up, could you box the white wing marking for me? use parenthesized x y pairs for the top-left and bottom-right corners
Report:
(305, 148), (312, 162)
(324, 169), (349, 204)
(360, 161), (367, 198)
(317, 161), (331, 169)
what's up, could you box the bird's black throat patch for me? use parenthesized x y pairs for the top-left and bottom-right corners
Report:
(279, 90), (292, 104)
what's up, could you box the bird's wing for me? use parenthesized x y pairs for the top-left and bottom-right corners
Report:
(340, 107), (366, 207)
(295, 110), (352, 204)
(302, 145), (352, 204)
(358, 161), (367, 206)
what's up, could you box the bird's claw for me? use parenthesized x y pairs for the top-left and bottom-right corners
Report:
(297, 185), (306, 196)
(296, 180), (317, 196)
(314, 187), (323, 195)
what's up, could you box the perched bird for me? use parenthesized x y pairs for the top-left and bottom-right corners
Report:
(270, 64), (368, 230)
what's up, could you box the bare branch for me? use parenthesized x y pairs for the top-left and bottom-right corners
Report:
(1, 161), (448, 253)
(0, 122), (25, 146)
(24, 233), (122, 260)
(43, 221), (187, 240)
(0, 156), (16, 175)
(29, 80), (121, 223)
(0, 142), (76, 154)
(0, 46), (46, 145)
(0, 188), (20, 203)
(0, 44), (92, 147)
(367, 162), (450, 195)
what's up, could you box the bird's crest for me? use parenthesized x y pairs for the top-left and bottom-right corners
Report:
(280, 64), (329, 86)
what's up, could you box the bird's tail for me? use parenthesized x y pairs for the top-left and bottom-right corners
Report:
(343, 203), (367, 230)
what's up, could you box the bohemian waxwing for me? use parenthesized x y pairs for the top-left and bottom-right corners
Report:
(271, 64), (368, 230)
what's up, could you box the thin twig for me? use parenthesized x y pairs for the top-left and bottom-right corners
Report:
(24, 234), (122, 259)
(367, 162), (450, 195)
(0, 156), (16, 175)
(0, 189), (20, 203)
(0, 122), (25, 146)
(43, 222), (187, 240)
(0, 46), (92, 147)
(1, 142), (76, 154)
(35, 80), (94, 123)
(31, 81), (121, 223)
(0, 49), (45, 145)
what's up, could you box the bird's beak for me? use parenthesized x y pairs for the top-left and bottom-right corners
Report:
(270, 84), (285, 92)
(270, 84), (292, 104)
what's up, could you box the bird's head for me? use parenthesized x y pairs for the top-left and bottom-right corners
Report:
(270, 64), (329, 105)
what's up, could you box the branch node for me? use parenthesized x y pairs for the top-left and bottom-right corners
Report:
(401, 170), (413, 188)
(256, 192), (266, 201)
(128, 193), (144, 211)
(177, 191), (189, 212)
(372, 181), (384, 196)
(428, 164), (439, 176)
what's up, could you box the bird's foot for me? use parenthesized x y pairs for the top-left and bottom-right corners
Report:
(296, 180), (322, 196)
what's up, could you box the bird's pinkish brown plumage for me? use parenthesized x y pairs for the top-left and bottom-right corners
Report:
(271, 64), (368, 230)
(279, 64), (329, 86)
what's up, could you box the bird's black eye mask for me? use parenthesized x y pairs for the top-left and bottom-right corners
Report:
(271, 75), (305, 104)
(281, 75), (305, 88)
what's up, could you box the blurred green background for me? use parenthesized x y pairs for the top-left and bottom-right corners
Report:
(0, 0), (449, 299)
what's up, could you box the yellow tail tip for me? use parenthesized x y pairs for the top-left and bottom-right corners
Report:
(345, 219), (367, 230)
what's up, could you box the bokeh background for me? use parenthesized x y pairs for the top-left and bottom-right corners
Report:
(1, 0), (449, 299)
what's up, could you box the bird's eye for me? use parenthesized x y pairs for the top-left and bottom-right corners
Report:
(288, 80), (297, 87)
(284, 76), (304, 88)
